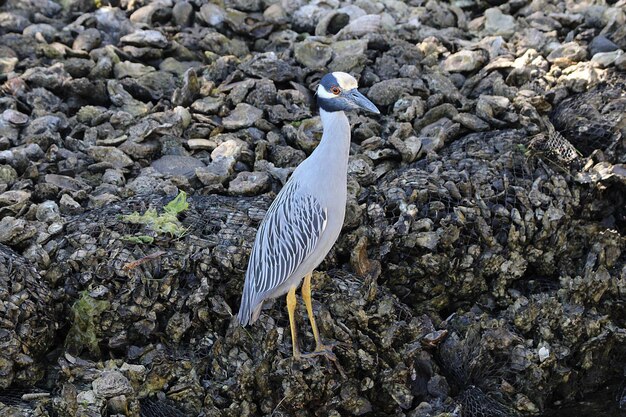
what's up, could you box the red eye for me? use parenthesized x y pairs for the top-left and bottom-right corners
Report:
(330, 86), (341, 95)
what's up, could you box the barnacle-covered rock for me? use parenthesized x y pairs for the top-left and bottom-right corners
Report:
(0, 244), (56, 388)
(2, 0), (626, 414)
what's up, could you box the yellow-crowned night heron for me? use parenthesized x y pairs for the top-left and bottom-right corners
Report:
(237, 72), (379, 360)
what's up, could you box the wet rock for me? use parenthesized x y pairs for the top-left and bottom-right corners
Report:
(240, 52), (298, 82)
(196, 157), (235, 186)
(0, 12), (30, 33)
(484, 8), (516, 38)
(228, 171), (270, 195)
(107, 80), (151, 116)
(222, 103), (263, 129)
(58, 194), (81, 214)
(151, 155), (205, 178)
(0, 244), (55, 388)
(191, 96), (223, 114)
(547, 42), (588, 67)
(173, 1), (194, 26)
(616, 53), (626, 70)
(329, 39), (368, 73)
(45, 174), (90, 191)
(591, 50), (623, 68)
(120, 30), (168, 48)
(88, 146), (134, 169)
(93, 371), (133, 398)
(187, 139), (216, 151)
(0, 56), (18, 74)
(368, 78), (414, 107)
(73, 28), (102, 52)
(294, 40), (333, 70)
(0, 165), (18, 185)
(201, 32), (249, 57)
(114, 61), (155, 79)
(0, 216), (36, 245)
(453, 112), (490, 131)
(36, 201), (61, 223)
(442, 49), (488, 72)
(589, 35), (618, 56)
(198, 3), (226, 26)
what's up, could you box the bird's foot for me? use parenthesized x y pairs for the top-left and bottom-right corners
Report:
(300, 342), (338, 361)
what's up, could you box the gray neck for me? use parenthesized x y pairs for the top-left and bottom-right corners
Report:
(291, 108), (351, 198)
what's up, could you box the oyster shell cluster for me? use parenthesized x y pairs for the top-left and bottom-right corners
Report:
(0, 0), (625, 415)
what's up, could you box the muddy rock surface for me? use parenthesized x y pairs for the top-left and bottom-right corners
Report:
(0, 0), (625, 416)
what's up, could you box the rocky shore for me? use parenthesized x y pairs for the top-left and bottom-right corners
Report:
(0, 0), (625, 416)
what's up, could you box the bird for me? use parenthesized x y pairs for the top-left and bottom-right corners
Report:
(237, 72), (380, 360)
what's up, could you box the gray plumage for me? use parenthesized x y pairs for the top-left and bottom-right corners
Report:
(237, 72), (379, 328)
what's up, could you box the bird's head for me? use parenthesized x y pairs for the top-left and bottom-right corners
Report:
(317, 72), (380, 114)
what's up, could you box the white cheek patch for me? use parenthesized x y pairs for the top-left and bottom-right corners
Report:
(317, 84), (336, 99)
(332, 72), (358, 90)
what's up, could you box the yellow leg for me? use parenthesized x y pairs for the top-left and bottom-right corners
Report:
(286, 286), (300, 359)
(301, 272), (336, 360)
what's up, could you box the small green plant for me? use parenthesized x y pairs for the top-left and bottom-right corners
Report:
(120, 191), (189, 241)
(65, 292), (110, 356)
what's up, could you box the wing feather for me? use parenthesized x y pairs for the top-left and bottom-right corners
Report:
(237, 182), (327, 325)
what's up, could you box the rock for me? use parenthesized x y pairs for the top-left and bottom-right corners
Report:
(59, 194), (82, 214)
(589, 35), (618, 56)
(92, 371), (133, 398)
(0, 165), (18, 185)
(45, 174), (90, 191)
(616, 53), (626, 70)
(0, 12), (30, 33)
(0, 216), (36, 245)
(453, 112), (490, 131)
(222, 103), (263, 129)
(484, 8), (516, 39)
(63, 58), (96, 78)
(73, 28), (102, 52)
(173, 1), (194, 26)
(36, 201), (60, 223)
(591, 50), (623, 68)
(294, 41), (333, 70)
(329, 39), (368, 73)
(0, 56), (18, 74)
(0, 244), (55, 388)
(198, 3), (226, 26)
(547, 42), (588, 67)
(191, 96), (223, 114)
(228, 171), (270, 195)
(151, 155), (205, 178)
(427, 375), (449, 398)
(2, 109), (29, 126)
(22, 23), (57, 42)
(240, 52), (298, 82)
(441, 49), (488, 72)
(368, 78), (414, 107)
(202, 32), (249, 57)
(187, 139), (216, 151)
(160, 58), (200, 77)
(114, 61), (155, 79)
(211, 139), (247, 160)
(196, 157), (235, 186)
(102, 169), (125, 186)
(88, 146), (134, 169)
(120, 30), (168, 48)
(107, 80), (151, 116)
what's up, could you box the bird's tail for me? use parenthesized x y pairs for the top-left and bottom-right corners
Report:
(237, 280), (259, 326)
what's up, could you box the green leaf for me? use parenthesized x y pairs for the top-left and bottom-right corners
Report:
(164, 191), (189, 215)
